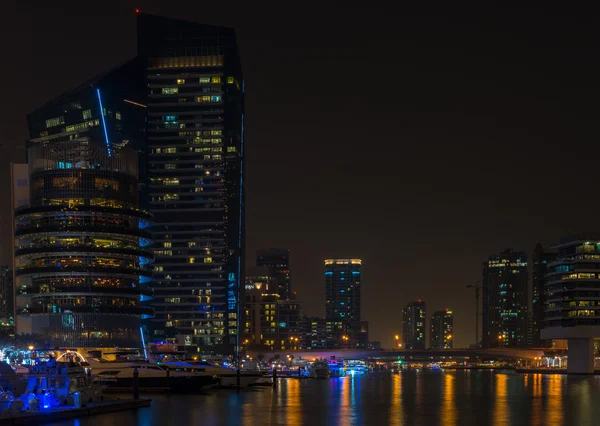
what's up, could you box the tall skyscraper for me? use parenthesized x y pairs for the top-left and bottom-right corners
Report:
(325, 259), (362, 347)
(541, 234), (600, 374)
(430, 309), (453, 349)
(482, 249), (528, 348)
(531, 243), (557, 347)
(256, 249), (291, 300)
(22, 13), (245, 353)
(402, 300), (426, 349)
(139, 14), (244, 352)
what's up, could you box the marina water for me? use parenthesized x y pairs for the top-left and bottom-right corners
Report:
(45, 370), (600, 426)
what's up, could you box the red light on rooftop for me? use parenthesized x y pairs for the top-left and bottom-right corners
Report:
(135, 8), (141, 13)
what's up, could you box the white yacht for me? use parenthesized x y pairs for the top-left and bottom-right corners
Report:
(162, 360), (264, 388)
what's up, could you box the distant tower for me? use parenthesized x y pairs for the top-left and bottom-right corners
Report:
(402, 301), (426, 349)
(430, 309), (453, 349)
(256, 249), (291, 299)
(324, 259), (362, 347)
(482, 249), (528, 348)
(531, 243), (556, 347)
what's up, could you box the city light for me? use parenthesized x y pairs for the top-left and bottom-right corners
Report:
(394, 334), (399, 340)
(28, 345), (34, 351)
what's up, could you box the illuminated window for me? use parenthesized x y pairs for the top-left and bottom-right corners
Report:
(204, 257), (213, 264)
(46, 116), (65, 128)
(164, 178), (179, 185)
(211, 96), (222, 102)
(227, 147), (236, 153)
(82, 109), (92, 120)
(165, 147), (177, 153)
(227, 77), (235, 84)
(116, 111), (121, 120)
(165, 164), (176, 169)
(154, 148), (162, 154)
(199, 77), (211, 83)
(162, 87), (178, 94)
(211, 130), (222, 136)
(188, 242), (197, 247)
(176, 79), (185, 85)
(189, 257), (196, 264)
(164, 242), (172, 248)
(212, 77), (221, 84)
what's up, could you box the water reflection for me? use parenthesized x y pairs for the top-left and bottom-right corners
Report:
(441, 373), (456, 426)
(389, 373), (403, 426)
(545, 374), (563, 425)
(45, 372), (600, 426)
(492, 373), (509, 425)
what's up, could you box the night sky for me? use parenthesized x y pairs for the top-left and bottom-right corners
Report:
(1, 3), (598, 348)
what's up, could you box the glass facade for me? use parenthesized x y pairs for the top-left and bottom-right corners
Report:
(324, 259), (362, 347)
(256, 248), (291, 300)
(139, 14), (244, 352)
(430, 309), (453, 349)
(482, 249), (528, 348)
(544, 235), (600, 329)
(402, 300), (426, 350)
(531, 243), (556, 347)
(15, 139), (153, 348)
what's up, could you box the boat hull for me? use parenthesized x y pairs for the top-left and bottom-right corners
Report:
(100, 375), (219, 393)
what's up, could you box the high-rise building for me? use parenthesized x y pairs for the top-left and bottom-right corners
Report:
(482, 249), (528, 348)
(139, 14), (244, 352)
(25, 13), (245, 353)
(531, 243), (557, 347)
(430, 309), (453, 349)
(300, 317), (327, 350)
(402, 300), (426, 349)
(0, 266), (13, 327)
(243, 278), (302, 351)
(256, 249), (291, 300)
(14, 136), (153, 347)
(325, 259), (362, 347)
(541, 234), (600, 374)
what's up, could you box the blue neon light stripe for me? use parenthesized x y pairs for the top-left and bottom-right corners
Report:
(96, 88), (112, 156)
(140, 326), (148, 359)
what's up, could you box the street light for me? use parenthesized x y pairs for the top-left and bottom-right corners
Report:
(28, 345), (34, 351)
(394, 335), (399, 341)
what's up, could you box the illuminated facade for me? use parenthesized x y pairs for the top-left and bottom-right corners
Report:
(325, 259), (362, 347)
(139, 14), (244, 352)
(300, 317), (327, 350)
(482, 249), (528, 348)
(402, 300), (426, 350)
(430, 309), (453, 349)
(25, 14), (245, 353)
(256, 249), (291, 299)
(541, 235), (600, 373)
(531, 243), (556, 347)
(15, 135), (153, 347)
(243, 277), (302, 351)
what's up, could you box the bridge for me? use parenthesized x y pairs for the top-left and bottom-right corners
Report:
(247, 348), (545, 361)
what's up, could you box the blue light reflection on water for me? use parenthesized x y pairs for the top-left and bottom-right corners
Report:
(42, 371), (600, 426)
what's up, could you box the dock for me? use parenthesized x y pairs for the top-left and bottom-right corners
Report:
(0, 398), (151, 425)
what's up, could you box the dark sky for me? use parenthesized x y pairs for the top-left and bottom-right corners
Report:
(0, 2), (598, 348)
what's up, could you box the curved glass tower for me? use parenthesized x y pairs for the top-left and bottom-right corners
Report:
(15, 139), (154, 348)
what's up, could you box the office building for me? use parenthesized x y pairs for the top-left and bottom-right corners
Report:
(430, 309), (453, 349)
(482, 249), (528, 348)
(14, 134), (153, 347)
(26, 13), (245, 352)
(140, 14), (244, 352)
(402, 300), (426, 349)
(300, 317), (327, 350)
(325, 259), (362, 347)
(531, 243), (557, 347)
(0, 267), (13, 327)
(359, 320), (369, 349)
(243, 278), (302, 351)
(256, 249), (291, 300)
(541, 234), (600, 373)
